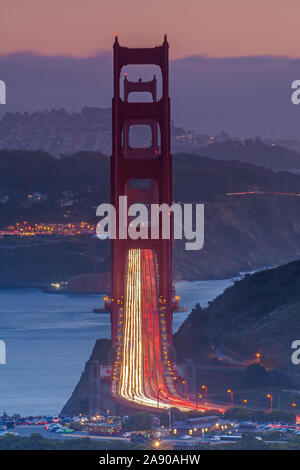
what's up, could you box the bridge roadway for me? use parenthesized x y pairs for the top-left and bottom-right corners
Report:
(112, 248), (225, 413)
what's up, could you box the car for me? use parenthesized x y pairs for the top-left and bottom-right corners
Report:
(62, 417), (72, 424)
(180, 434), (192, 440)
(54, 428), (66, 433)
(45, 424), (59, 430)
(130, 433), (150, 443)
(2, 421), (15, 429)
(52, 427), (64, 432)
(198, 438), (211, 444)
(49, 425), (63, 432)
(219, 435), (242, 441)
(62, 428), (74, 433)
(54, 427), (73, 434)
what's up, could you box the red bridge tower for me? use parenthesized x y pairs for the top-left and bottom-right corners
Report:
(109, 35), (174, 348)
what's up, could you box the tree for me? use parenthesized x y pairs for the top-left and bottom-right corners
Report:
(123, 412), (152, 431)
(244, 364), (269, 388)
(265, 410), (295, 425)
(224, 407), (265, 422)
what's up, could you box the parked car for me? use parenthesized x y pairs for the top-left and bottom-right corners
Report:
(1, 421), (15, 429)
(62, 418), (72, 424)
(55, 428), (68, 433)
(62, 428), (74, 434)
(48, 425), (63, 432)
(130, 433), (150, 443)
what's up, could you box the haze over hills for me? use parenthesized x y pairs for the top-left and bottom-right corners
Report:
(2, 108), (300, 170)
(3, 52), (300, 140)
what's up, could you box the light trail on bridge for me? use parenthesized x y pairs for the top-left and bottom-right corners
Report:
(115, 248), (226, 413)
(118, 249), (169, 409)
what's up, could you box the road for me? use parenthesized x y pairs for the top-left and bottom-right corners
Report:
(115, 248), (226, 413)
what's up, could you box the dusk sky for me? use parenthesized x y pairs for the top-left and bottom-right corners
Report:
(1, 0), (300, 138)
(2, 0), (300, 58)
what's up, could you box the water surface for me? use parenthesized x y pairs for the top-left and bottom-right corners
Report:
(0, 278), (233, 415)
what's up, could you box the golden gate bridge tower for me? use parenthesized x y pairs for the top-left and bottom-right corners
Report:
(109, 34), (174, 347)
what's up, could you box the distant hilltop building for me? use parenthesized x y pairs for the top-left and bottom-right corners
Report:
(25, 192), (47, 207)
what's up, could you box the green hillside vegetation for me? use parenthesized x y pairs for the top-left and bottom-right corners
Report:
(174, 260), (300, 371)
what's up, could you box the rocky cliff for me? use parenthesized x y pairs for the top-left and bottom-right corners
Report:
(61, 339), (111, 416)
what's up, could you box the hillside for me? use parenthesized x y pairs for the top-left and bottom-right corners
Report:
(198, 139), (300, 171)
(174, 153), (300, 201)
(1, 193), (300, 285)
(173, 260), (300, 371)
(1, 150), (300, 205)
(1, 151), (300, 282)
(173, 194), (300, 280)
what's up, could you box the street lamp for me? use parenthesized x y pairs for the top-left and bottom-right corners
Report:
(255, 352), (261, 363)
(291, 402), (297, 411)
(202, 385), (208, 404)
(182, 380), (188, 398)
(197, 394), (203, 411)
(157, 388), (162, 411)
(242, 399), (248, 407)
(266, 394), (273, 411)
(227, 389), (233, 407)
